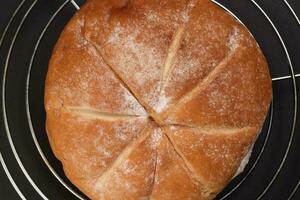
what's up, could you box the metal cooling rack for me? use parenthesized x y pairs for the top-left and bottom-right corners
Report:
(0, 0), (299, 199)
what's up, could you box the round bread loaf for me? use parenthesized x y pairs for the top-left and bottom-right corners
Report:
(45, 0), (272, 199)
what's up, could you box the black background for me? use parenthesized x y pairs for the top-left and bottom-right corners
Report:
(0, 0), (299, 199)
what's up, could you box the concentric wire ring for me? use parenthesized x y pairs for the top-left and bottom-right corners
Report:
(25, 0), (86, 199)
(0, 0), (27, 198)
(211, 1), (298, 199)
(250, 1), (298, 199)
(0, 153), (26, 200)
(2, 0), (48, 199)
(283, 0), (300, 26)
(209, 2), (273, 199)
(283, 2), (300, 199)
(0, 0), (299, 199)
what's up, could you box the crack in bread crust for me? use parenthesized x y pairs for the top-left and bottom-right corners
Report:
(82, 35), (152, 115)
(160, 125), (257, 196)
(95, 126), (152, 188)
(189, 126), (256, 135)
(161, 123), (257, 134)
(168, 44), (240, 113)
(148, 149), (158, 197)
(161, 26), (185, 88)
(67, 106), (146, 121)
(161, 128), (204, 185)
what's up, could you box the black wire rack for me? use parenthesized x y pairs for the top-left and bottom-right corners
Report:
(0, 0), (299, 199)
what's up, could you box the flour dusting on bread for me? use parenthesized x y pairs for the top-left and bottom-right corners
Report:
(45, 0), (272, 199)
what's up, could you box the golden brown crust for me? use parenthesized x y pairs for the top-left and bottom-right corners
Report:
(161, 28), (272, 128)
(91, 127), (158, 200)
(45, 0), (272, 199)
(150, 134), (201, 200)
(163, 126), (258, 192)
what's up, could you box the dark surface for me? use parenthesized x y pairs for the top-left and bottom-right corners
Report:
(0, 158), (20, 200)
(0, 0), (299, 200)
(0, 1), (26, 199)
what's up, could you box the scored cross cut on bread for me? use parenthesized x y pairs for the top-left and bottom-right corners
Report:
(45, 0), (272, 199)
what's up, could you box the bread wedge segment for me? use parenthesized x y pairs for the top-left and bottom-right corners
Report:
(92, 128), (161, 200)
(45, 9), (146, 117)
(161, 32), (271, 128)
(163, 125), (258, 196)
(45, 108), (152, 199)
(150, 134), (201, 200)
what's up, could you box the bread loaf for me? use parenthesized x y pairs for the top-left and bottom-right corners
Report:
(45, 0), (272, 199)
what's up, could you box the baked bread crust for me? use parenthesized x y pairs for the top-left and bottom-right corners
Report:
(45, 0), (272, 199)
